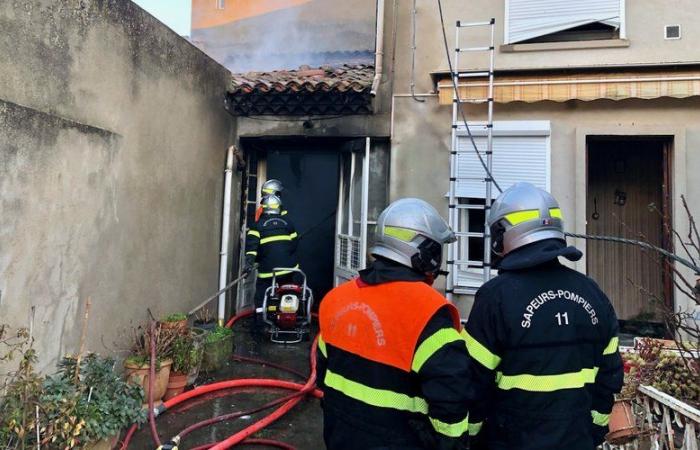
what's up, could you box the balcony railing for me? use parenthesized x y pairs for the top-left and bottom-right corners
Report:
(603, 385), (700, 450)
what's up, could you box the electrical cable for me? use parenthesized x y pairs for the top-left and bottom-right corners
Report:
(435, 0), (502, 193)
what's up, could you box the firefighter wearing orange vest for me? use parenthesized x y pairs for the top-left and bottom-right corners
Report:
(317, 198), (476, 450)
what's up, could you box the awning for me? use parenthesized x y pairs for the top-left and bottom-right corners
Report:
(437, 69), (700, 104)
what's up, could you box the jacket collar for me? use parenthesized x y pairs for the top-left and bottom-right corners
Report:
(498, 239), (583, 272)
(359, 258), (427, 285)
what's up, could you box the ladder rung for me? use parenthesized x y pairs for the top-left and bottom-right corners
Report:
(456, 71), (491, 78)
(451, 177), (488, 182)
(457, 46), (493, 52)
(457, 20), (494, 28)
(452, 204), (485, 210)
(454, 231), (485, 238)
(453, 260), (485, 266)
(457, 98), (493, 104)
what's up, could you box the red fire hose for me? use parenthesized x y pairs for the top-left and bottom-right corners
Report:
(120, 310), (321, 449)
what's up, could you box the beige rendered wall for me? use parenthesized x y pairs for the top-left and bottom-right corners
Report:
(0, 1), (238, 371)
(391, 93), (700, 317)
(395, 0), (700, 77)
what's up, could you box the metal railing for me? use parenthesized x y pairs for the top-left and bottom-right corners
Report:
(604, 386), (700, 450)
(337, 234), (362, 272)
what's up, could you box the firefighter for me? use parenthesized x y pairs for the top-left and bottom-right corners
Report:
(317, 198), (475, 450)
(255, 179), (287, 222)
(244, 194), (299, 331)
(464, 182), (623, 450)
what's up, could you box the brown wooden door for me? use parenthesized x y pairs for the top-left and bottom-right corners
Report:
(586, 138), (668, 321)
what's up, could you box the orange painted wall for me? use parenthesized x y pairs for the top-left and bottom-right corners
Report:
(192, 0), (312, 30)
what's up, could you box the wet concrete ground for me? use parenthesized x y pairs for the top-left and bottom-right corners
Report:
(130, 318), (324, 450)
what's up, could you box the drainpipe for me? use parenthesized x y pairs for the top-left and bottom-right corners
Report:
(370, 0), (385, 97)
(218, 146), (234, 326)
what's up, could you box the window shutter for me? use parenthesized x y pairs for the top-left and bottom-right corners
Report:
(506, 0), (621, 44)
(455, 121), (550, 198)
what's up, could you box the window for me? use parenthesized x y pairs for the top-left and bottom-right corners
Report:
(453, 121), (551, 290)
(505, 0), (625, 44)
(665, 25), (681, 40)
(216, 0), (225, 10)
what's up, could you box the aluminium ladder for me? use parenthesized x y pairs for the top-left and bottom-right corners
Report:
(446, 18), (496, 301)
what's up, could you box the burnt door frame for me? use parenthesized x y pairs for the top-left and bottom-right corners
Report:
(585, 135), (675, 316)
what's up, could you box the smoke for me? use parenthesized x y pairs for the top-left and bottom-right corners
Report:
(192, 0), (375, 72)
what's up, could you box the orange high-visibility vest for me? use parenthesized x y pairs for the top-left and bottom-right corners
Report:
(320, 278), (460, 371)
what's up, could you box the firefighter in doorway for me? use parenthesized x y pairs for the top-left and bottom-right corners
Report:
(255, 179), (288, 222)
(464, 182), (623, 450)
(244, 194), (299, 332)
(317, 198), (474, 450)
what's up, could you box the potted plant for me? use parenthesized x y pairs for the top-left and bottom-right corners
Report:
(201, 325), (234, 372)
(193, 308), (217, 332)
(123, 324), (176, 404)
(187, 327), (207, 385)
(164, 333), (199, 400)
(606, 398), (638, 444)
(160, 312), (188, 334)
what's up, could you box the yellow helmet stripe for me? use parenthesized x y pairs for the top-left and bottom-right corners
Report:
(504, 209), (540, 226)
(384, 226), (419, 242)
(549, 208), (563, 219)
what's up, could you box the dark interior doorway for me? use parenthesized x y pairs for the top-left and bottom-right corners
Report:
(243, 139), (341, 302)
(586, 137), (673, 324)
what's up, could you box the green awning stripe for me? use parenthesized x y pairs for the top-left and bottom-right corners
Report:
(463, 329), (501, 370)
(429, 416), (469, 438)
(603, 336), (619, 355)
(591, 410), (610, 426)
(412, 328), (464, 373)
(324, 370), (428, 414)
(496, 367), (599, 392)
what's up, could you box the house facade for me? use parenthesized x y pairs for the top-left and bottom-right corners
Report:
(196, 0), (700, 324)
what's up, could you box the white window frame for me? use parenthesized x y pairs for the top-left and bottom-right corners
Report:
(216, 0), (225, 10)
(453, 121), (551, 293)
(504, 0), (626, 44)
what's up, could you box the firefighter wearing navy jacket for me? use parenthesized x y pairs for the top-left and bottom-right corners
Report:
(317, 198), (475, 450)
(464, 182), (624, 450)
(245, 194), (299, 317)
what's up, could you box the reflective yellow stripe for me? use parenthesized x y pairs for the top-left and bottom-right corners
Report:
(246, 251), (257, 256)
(318, 335), (327, 358)
(549, 208), (563, 219)
(248, 230), (260, 238)
(463, 329), (501, 370)
(468, 421), (483, 436)
(262, 188), (275, 194)
(429, 416), (469, 438)
(591, 410), (610, 427)
(290, 232), (298, 239)
(383, 226), (418, 242)
(260, 234), (295, 245)
(324, 370), (428, 414)
(496, 367), (599, 392)
(282, 210), (288, 216)
(603, 336), (619, 355)
(412, 328), (464, 373)
(504, 209), (540, 225)
(257, 265), (300, 279)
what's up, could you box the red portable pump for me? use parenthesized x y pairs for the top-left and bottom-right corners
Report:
(261, 267), (313, 343)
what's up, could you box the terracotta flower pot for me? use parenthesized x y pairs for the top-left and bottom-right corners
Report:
(160, 319), (188, 334)
(606, 400), (639, 444)
(84, 434), (119, 450)
(123, 358), (172, 404)
(164, 372), (188, 400)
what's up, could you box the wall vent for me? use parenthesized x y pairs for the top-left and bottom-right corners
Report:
(665, 25), (681, 40)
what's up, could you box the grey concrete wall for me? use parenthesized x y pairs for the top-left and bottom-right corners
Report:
(0, 0), (238, 371)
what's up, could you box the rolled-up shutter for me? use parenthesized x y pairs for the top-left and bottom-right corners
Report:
(455, 121), (550, 199)
(506, 0), (621, 44)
